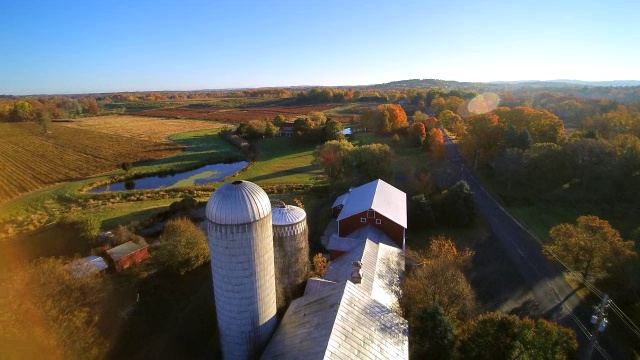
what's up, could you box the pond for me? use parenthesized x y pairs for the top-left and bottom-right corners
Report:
(90, 161), (248, 193)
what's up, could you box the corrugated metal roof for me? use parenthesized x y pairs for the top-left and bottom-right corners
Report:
(106, 240), (148, 261)
(206, 180), (272, 225)
(331, 193), (348, 208)
(271, 205), (306, 226)
(69, 256), (108, 277)
(304, 278), (337, 296)
(261, 280), (408, 360)
(336, 179), (407, 228)
(324, 233), (404, 311)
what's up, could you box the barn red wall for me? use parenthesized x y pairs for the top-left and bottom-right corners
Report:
(114, 247), (150, 271)
(338, 210), (404, 248)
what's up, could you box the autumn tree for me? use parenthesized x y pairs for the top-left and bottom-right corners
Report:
(362, 104), (408, 134)
(413, 110), (429, 124)
(430, 97), (446, 116)
(273, 114), (286, 126)
(444, 96), (465, 114)
(155, 217), (210, 275)
(312, 253), (328, 277)
(10, 100), (34, 121)
(459, 313), (577, 360)
(323, 119), (345, 141)
(402, 236), (476, 323)
(308, 111), (327, 126)
(462, 113), (503, 169)
(493, 106), (564, 144)
(313, 140), (354, 188)
(438, 110), (463, 131)
(408, 122), (427, 146)
(0, 258), (108, 359)
(428, 127), (445, 159)
(545, 215), (636, 280)
(35, 106), (51, 134)
(345, 143), (393, 184)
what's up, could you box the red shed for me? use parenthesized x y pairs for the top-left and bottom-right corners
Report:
(106, 240), (150, 271)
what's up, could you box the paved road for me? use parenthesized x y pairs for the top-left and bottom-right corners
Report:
(442, 131), (615, 359)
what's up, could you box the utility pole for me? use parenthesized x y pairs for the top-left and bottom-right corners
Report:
(587, 293), (610, 360)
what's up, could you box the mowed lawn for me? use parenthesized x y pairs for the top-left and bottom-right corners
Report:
(233, 138), (323, 185)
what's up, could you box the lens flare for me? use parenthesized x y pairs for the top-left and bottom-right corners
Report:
(468, 93), (501, 114)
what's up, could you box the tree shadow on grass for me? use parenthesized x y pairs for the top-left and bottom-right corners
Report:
(244, 164), (319, 183)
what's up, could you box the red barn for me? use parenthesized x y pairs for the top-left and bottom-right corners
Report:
(330, 179), (407, 259)
(106, 240), (150, 271)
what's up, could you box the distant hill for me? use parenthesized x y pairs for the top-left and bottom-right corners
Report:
(351, 79), (640, 92)
(488, 80), (640, 87)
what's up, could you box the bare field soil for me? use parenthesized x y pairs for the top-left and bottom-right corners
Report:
(58, 115), (226, 142)
(0, 117), (224, 202)
(136, 105), (354, 123)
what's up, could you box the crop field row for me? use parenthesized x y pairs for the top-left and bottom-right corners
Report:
(136, 104), (355, 123)
(58, 115), (226, 142)
(0, 117), (225, 203)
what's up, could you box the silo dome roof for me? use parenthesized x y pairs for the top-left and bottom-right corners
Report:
(272, 205), (306, 226)
(206, 180), (272, 224)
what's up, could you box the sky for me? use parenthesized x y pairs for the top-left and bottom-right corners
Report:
(1, 0), (639, 95)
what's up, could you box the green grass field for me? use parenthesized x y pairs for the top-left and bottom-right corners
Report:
(234, 138), (323, 186)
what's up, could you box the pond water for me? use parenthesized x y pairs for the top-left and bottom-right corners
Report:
(90, 161), (248, 193)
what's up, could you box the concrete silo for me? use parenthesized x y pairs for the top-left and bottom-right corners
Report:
(271, 202), (309, 309)
(206, 180), (277, 360)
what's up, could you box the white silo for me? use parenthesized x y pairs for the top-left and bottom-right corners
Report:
(206, 180), (277, 360)
(271, 202), (309, 309)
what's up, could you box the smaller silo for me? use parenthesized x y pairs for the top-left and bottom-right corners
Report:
(271, 202), (310, 309)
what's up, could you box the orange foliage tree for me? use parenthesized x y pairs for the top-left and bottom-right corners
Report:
(362, 104), (408, 134)
(428, 128), (445, 159)
(545, 215), (636, 280)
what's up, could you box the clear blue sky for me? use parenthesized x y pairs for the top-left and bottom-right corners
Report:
(1, 0), (639, 95)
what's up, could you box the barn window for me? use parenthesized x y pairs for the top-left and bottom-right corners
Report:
(367, 210), (375, 218)
(360, 218), (366, 223)
(376, 219), (382, 225)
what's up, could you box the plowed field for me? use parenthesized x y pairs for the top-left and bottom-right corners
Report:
(136, 105), (354, 123)
(0, 117), (225, 202)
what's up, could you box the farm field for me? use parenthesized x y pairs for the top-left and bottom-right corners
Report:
(58, 115), (227, 142)
(0, 117), (226, 203)
(137, 104), (354, 123)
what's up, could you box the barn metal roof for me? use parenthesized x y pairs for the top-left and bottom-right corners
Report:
(336, 179), (407, 228)
(261, 280), (408, 360)
(206, 180), (272, 225)
(271, 205), (306, 226)
(106, 240), (148, 262)
(69, 256), (108, 277)
(324, 233), (404, 311)
(331, 193), (349, 208)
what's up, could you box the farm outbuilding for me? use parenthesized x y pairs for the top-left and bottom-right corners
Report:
(277, 123), (295, 137)
(105, 240), (150, 271)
